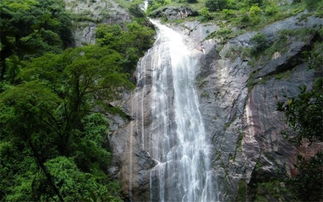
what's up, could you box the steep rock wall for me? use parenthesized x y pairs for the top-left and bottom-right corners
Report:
(65, 0), (131, 46)
(193, 13), (322, 200)
(66, 0), (322, 199)
(110, 13), (322, 201)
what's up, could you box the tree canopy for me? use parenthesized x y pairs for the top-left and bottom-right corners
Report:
(0, 0), (155, 201)
(0, 0), (73, 80)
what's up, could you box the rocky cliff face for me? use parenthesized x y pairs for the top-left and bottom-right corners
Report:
(109, 12), (322, 201)
(65, 0), (131, 46)
(185, 13), (322, 200)
(65, 1), (322, 199)
(149, 6), (198, 20)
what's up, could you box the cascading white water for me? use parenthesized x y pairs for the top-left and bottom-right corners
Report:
(134, 20), (218, 202)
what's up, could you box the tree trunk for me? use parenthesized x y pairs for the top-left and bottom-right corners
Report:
(0, 51), (7, 80)
(28, 140), (65, 202)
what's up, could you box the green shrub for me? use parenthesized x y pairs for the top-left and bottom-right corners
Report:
(199, 8), (213, 21)
(249, 5), (262, 16)
(277, 78), (323, 143)
(246, 0), (263, 6)
(236, 180), (247, 202)
(208, 27), (233, 43)
(222, 9), (236, 19)
(250, 33), (270, 55)
(129, 2), (145, 17)
(304, 0), (321, 11)
(239, 13), (251, 26)
(264, 5), (278, 16)
(288, 153), (323, 202)
(148, 0), (171, 12)
(205, 0), (228, 11)
(307, 41), (323, 70)
(96, 21), (155, 72)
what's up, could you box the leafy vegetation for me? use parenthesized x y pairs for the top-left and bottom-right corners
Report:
(0, 0), (155, 201)
(148, 0), (322, 45)
(288, 153), (323, 202)
(0, 47), (128, 201)
(96, 20), (155, 73)
(277, 78), (323, 201)
(249, 33), (270, 55)
(0, 0), (73, 80)
(205, 0), (228, 11)
(1, 0), (322, 201)
(278, 78), (323, 143)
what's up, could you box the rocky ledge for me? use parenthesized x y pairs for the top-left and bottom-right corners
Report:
(149, 6), (198, 20)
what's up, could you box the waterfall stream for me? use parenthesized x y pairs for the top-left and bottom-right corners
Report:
(133, 18), (218, 202)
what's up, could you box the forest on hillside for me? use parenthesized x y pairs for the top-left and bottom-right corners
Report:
(0, 0), (322, 201)
(0, 0), (154, 200)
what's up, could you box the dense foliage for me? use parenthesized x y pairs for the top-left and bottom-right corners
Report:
(96, 20), (155, 73)
(205, 0), (227, 11)
(278, 79), (323, 143)
(277, 78), (323, 201)
(201, 0), (323, 27)
(0, 0), (155, 201)
(0, 41), (128, 202)
(0, 0), (73, 81)
(1, 0), (321, 201)
(288, 153), (323, 201)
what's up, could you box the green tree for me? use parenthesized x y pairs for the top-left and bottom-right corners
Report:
(278, 78), (323, 201)
(96, 21), (155, 72)
(0, 0), (73, 81)
(0, 45), (132, 200)
(0, 82), (65, 201)
(0, 0), (156, 201)
(278, 79), (323, 143)
(45, 156), (122, 201)
(20, 46), (132, 152)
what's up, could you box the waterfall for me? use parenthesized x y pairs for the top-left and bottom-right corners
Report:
(132, 18), (218, 202)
